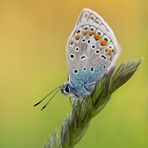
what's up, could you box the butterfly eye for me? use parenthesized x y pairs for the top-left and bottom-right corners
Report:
(73, 69), (78, 74)
(70, 53), (75, 59)
(65, 85), (70, 93)
(103, 65), (106, 69)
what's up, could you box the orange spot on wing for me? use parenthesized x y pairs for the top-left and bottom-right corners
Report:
(75, 34), (81, 40)
(100, 39), (108, 46)
(94, 34), (101, 40)
(108, 50), (113, 56)
(82, 31), (88, 36)
(105, 48), (109, 52)
(89, 31), (95, 36)
(70, 40), (74, 45)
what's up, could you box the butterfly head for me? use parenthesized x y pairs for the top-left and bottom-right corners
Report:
(61, 82), (72, 96)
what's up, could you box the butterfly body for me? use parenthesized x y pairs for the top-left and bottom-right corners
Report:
(61, 8), (120, 98)
(34, 8), (120, 110)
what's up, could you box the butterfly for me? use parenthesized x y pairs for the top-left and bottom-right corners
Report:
(34, 8), (120, 110)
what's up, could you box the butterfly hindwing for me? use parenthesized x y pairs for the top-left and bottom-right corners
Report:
(66, 8), (120, 90)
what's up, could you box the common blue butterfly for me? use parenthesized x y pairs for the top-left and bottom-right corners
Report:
(34, 8), (120, 110)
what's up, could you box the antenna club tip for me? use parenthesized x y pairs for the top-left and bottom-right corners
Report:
(41, 107), (44, 111)
(33, 100), (44, 107)
(34, 104), (37, 107)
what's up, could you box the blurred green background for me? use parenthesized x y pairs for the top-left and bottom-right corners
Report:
(0, 0), (148, 148)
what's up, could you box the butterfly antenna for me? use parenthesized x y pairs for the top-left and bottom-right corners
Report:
(34, 86), (62, 107)
(41, 88), (60, 111)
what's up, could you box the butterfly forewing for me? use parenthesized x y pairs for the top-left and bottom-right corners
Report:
(66, 8), (120, 88)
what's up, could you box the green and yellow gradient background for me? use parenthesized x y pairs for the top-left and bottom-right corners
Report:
(0, 0), (148, 148)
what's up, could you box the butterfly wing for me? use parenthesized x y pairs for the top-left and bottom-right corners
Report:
(66, 8), (120, 92)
